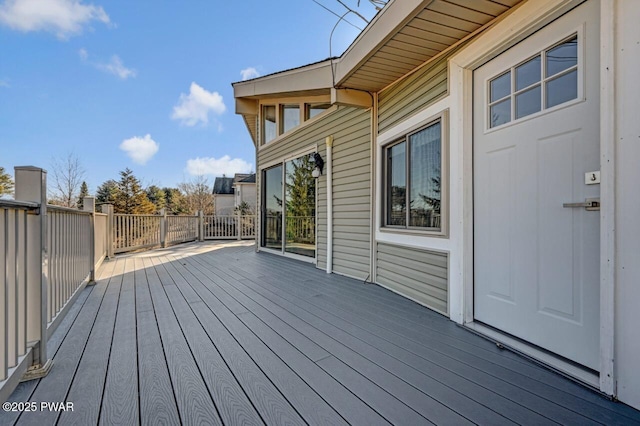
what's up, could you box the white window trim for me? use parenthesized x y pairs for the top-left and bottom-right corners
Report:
(375, 97), (451, 252)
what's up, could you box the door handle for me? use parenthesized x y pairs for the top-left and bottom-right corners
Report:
(562, 198), (600, 211)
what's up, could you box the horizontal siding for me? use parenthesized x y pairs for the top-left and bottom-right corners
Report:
(378, 45), (464, 133)
(376, 242), (448, 315)
(257, 106), (371, 274)
(330, 108), (371, 279)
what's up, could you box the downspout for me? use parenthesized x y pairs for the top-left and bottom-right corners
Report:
(370, 93), (378, 283)
(326, 135), (334, 274)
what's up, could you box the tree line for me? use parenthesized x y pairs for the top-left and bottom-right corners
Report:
(0, 155), (215, 215)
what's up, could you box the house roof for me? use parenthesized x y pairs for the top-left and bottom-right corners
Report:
(212, 177), (234, 195)
(235, 173), (256, 184)
(233, 0), (524, 143)
(333, 0), (523, 92)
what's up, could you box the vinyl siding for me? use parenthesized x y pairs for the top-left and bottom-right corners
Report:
(376, 242), (448, 315)
(378, 46), (463, 133)
(257, 106), (371, 276)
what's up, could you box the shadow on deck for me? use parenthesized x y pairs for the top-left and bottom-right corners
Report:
(2, 241), (639, 425)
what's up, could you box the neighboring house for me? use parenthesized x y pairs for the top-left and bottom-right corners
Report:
(234, 173), (257, 213)
(212, 174), (256, 215)
(233, 0), (640, 410)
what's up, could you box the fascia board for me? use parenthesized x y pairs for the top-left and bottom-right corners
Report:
(334, 0), (431, 87)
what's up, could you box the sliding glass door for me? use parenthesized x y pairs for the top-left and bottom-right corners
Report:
(284, 156), (315, 257)
(261, 154), (315, 258)
(262, 165), (282, 250)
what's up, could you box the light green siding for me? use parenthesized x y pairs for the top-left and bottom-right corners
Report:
(376, 242), (448, 315)
(378, 46), (463, 134)
(257, 106), (371, 276)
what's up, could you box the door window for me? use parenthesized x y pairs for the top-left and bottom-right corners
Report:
(488, 35), (579, 129)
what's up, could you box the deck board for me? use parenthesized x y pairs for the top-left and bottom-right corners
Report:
(4, 241), (639, 426)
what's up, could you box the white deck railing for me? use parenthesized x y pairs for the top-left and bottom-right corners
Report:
(203, 215), (256, 240)
(0, 167), (110, 404)
(0, 166), (258, 402)
(46, 206), (92, 328)
(0, 200), (38, 383)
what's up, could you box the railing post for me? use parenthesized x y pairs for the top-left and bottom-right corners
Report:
(101, 204), (114, 259)
(14, 166), (53, 380)
(160, 208), (167, 248)
(236, 211), (241, 240)
(83, 197), (96, 284)
(198, 210), (204, 242)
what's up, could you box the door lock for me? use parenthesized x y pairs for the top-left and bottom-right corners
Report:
(562, 198), (600, 211)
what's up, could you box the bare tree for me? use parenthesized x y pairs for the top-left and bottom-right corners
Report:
(178, 174), (214, 215)
(49, 153), (86, 208)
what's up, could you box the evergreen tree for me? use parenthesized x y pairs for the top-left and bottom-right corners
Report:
(114, 168), (155, 214)
(77, 181), (89, 209)
(0, 166), (14, 198)
(146, 185), (166, 211)
(96, 180), (119, 205)
(163, 187), (188, 215)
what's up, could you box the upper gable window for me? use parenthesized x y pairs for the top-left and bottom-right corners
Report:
(263, 105), (277, 143)
(261, 99), (331, 145)
(488, 35), (578, 129)
(281, 105), (300, 134)
(306, 103), (331, 120)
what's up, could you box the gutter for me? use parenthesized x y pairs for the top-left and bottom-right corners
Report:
(326, 135), (334, 274)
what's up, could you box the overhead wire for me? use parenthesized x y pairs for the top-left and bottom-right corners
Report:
(311, 0), (363, 31)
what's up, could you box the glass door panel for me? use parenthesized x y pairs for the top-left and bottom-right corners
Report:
(284, 156), (315, 257)
(262, 165), (283, 250)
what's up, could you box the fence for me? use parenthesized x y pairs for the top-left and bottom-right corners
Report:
(0, 167), (109, 403)
(202, 215), (256, 240)
(111, 212), (256, 254)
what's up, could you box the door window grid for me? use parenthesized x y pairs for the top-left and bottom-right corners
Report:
(488, 35), (578, 129)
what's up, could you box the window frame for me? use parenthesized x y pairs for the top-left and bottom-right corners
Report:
(259, 96), (332, 146)
(382, 114), (448, 236)
(486, 32), (582, 131)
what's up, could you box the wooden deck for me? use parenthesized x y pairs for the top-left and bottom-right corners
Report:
(2, 241), (639, 425)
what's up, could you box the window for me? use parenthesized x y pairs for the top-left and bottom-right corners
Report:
(262, 105), (277, 143)
(281, 104), (300, 134)
(488, 35), (578, 128)
(306, 103), (331, 120)
(384, 119), (443, 232)
(261, 99), (332, 145)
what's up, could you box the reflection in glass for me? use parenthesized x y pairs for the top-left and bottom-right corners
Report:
(263, 105), (276, 143)
(546, 37), (577, 77)
(410, 123), (441, 229)
(546, 69), (578, 108)
(490, 71), (511, 102)
(307, 103), (330, 119)
(516, 56), (541, 91)
(490, 99), (511, 128)
(387, 142), (406, 226)
(516, 85), (541, 119)
(285, 156), (315, 257)
(262, 165), (282, 249)
(281, 105), (300, 134)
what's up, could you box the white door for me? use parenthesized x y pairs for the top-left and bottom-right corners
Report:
(473, 1), (600, 370)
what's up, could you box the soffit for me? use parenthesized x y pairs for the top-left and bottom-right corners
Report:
(335, 0), (524, 92)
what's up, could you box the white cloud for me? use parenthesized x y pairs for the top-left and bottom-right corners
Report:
(119, 134), (159, 165)
(0, 78), (9, 88)
(0, 0), (110, 39)
(171, 82), (225, 127)
(186, 156), (252, 177)
(96, 55), (136, 79)
(240, 67), (260, 81)
(78, 47), (87, 60)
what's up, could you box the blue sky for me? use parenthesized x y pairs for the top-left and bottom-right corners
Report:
(0, 0), (379, 193)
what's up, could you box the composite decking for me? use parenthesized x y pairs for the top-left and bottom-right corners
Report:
(2, 241), (639, 425)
